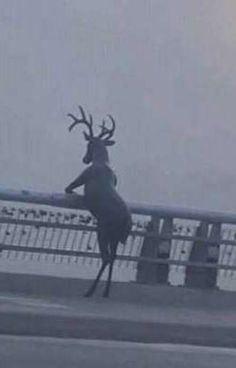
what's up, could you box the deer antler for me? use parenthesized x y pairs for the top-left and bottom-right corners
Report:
(68, 105), (94, 138)
(98, 114), (116, 140)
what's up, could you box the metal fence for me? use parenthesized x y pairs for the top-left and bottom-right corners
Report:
(0, 189), (236, 291)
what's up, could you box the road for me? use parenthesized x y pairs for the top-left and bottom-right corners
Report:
(0, 335), (235, 368)
(0, 292), (236, 347)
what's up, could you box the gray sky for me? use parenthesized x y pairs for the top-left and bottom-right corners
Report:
(0, 0), (236, 212)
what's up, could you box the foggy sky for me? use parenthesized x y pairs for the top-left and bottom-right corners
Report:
(1, 0), (236, 212)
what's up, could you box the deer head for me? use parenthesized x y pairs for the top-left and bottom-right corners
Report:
(68, 105), (116, 164)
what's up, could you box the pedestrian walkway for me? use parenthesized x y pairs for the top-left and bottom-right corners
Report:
(0, 286), (235, 347)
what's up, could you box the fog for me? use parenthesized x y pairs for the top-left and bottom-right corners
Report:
(1, 0), (236, 212)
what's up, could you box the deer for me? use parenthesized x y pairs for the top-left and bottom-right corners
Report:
(65, 106), (132, 298)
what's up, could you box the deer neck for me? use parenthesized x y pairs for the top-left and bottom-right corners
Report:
(92, 147), (109, 166)
(93, 157), (109, 166)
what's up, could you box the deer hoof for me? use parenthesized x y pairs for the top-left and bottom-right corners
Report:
(84, 290), (93, 298)
(102, 292), (109, 298)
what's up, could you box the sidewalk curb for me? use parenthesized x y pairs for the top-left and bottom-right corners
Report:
(0, 309), (236, 348)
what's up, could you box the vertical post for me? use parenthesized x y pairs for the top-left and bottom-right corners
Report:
(156, 217), (173, 284)
(205, 222), (221, 288)
(185, 221), (209, 288)
(136, 216), (160, 284)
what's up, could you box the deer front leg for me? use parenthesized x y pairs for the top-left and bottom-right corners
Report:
(65, 168), (90, 193)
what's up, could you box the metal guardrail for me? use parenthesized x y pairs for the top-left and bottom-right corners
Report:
(2, 187), (236, 223)
(0, 188), (236, 290)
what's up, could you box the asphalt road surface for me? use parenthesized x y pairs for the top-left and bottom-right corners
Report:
(0, 335), (236, 368)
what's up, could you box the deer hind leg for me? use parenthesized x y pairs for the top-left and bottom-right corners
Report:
(102, 240), (119, 298)
(84, 228), (109, 298)
(84, 260), (108, 297)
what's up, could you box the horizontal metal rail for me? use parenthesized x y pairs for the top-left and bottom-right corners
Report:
(1, 217), (236, 246)
(2, 188), (236, 224)
(1, 244), (236, 271)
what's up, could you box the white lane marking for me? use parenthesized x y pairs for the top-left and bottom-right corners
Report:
(0, 295), (71, 310)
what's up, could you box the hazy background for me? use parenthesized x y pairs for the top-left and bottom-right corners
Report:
(1, 0), (236, 212)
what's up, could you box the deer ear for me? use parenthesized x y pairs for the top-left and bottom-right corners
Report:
(105, 140), (116, 146)
(83, 131), (91, 141)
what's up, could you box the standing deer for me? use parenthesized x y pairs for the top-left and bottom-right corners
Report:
(65, 106), (132, 297)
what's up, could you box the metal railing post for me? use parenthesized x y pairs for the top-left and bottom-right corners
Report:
(136, 216), (160, 284)
(185, 221), (209, 288)
(205, 222), (221, 288)
(156, 217), (173, 284)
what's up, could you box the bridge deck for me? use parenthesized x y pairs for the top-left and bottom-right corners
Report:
(0, 276), (235, 347)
